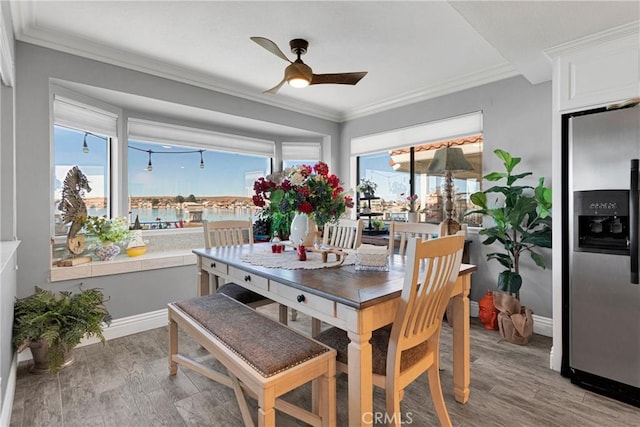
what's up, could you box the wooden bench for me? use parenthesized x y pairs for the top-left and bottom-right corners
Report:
(168, 293), (336, 427)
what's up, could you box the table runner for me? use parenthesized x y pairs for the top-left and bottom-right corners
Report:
(241, 247), (356, 269)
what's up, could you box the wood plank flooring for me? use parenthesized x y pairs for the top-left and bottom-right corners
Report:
(10, 306), (640, 426)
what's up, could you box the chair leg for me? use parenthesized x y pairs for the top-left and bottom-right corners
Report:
(427, 346), (453, 427)
(168, 318), (178, 376)
(385, 387), (403, 427)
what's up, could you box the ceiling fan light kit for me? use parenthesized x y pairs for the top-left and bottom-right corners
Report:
(250, 36), (367, 94)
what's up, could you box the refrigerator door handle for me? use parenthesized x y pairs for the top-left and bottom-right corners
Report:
(631, 159), (639, 284)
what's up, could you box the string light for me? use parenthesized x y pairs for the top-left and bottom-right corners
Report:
(81, 132), (206, 171)
(82, 134), (90, 153)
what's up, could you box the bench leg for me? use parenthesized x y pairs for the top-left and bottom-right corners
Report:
(228, 370), (254, 427)
(168, 317), (178, 376)
(312, 360), (336, 427)
(258, 386), (276, 427)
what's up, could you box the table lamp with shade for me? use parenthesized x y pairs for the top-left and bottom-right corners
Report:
(427, 145), (475, 235)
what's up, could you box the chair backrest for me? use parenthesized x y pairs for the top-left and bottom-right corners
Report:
(388, 234), (465, 363)
(389, 221), (443, 256)
(203, 220), (254, 249)
(322, 218), (363, 250)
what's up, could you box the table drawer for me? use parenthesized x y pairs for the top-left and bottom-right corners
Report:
(228, 266), (269, 291)
(202, 259), (228, 276)
(272, 281), (334, 314)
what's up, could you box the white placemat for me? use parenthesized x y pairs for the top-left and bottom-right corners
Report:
(241, 247), (356, 270)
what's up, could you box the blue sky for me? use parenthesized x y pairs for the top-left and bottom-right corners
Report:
(55, 126), (269, 197)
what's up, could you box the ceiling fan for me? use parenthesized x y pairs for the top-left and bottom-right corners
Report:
(250, 37), (368, 95)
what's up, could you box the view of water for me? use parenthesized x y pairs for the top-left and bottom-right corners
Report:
(87, 207), (258, 227)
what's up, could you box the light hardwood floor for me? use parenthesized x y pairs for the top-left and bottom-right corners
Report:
(10, 306), (640, 426)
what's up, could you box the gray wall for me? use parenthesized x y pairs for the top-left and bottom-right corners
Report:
(340, 76), (553, 317)
(13, 41), (339, 317)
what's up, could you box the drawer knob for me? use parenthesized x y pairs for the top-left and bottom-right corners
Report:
(211, 262), (216, 268)
(296, 294), (305, 303)
(244, 275), (251, 282)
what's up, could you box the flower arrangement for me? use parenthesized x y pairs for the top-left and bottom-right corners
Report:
(357, 178), (377, 196)
(252, 162), (354, 236)
(401, 193), (419, 212)
(83, 215), (131, 244)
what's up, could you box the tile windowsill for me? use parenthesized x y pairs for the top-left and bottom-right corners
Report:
(50, 249), (197, 282)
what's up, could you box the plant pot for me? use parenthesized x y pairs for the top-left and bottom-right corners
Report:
(493, 291), (534, 345)
(94, 242), (120, 261)
(29, 339), (75, 374)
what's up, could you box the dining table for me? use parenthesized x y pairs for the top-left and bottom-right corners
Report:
(193, 243), (476, 427)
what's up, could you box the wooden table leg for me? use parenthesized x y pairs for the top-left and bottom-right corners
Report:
(197, 259), (209, 297)
(347, 330), (373, 427)
(452, 276), (470, 403)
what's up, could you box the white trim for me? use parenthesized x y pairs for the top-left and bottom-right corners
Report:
(544, 21), (640, 59)
(0, 353), (17, 427)
(351, 111), (483, 156)
(470, 301), (553, 337)
(17, 308), (168, 363)
(344, 63), (516, 121)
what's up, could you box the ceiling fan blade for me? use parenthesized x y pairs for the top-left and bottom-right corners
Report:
(310, 72), (368, 86)
(250, 37), (291, 63)
(263, 77), (287, 95)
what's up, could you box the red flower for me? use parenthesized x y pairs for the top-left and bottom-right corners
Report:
(344, 195), (354, 208)
(327, 174), (340, 188)
(252, 195), (266, 207)
(313, 162), (329, 177)
(298, 201), (313, 214)
(300, 165), (312, 177)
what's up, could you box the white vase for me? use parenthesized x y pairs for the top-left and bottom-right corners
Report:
(289, 213), (318, 246)
(290, 213), (309, 245)
(407, 211), (419, 223)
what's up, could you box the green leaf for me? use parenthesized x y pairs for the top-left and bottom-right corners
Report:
(484, 172), (507, 182)
(529, 250), (546, 269)
(469, 192), (487, 209)
(487, 253), (514, 269)
(497, 271), (522, 295)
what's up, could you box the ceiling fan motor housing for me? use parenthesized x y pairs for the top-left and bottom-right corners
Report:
(289, 38), (309, 56)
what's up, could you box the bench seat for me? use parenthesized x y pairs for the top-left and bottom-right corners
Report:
(168, 293), (336, 427)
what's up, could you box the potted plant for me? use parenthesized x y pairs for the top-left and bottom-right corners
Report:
(13, 285), (112, 373)
(83, 215), (131, 261)
(467, 149), (552, 343)
(357, 178), (377, 197)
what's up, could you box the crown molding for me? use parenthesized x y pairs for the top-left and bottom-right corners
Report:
(544, 20), (640, 59)
(342, 62), (518, 121)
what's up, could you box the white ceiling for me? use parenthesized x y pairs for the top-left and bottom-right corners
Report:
(11, 1), (640, 124)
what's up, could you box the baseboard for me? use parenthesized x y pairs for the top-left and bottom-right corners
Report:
(18, 308), (168, 363)
(469, 301), (552, 337)
(0, 352), (18, 427)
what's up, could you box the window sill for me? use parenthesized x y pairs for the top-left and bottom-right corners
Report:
(50, 249), (197, 282)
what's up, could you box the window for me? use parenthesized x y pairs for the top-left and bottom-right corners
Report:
(53, 96), (117, 236)
(127, 139), (270, 229)
(126, 118), (274, 229)
(357, 136), (483, 227)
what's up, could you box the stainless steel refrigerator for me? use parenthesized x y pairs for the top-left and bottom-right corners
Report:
(562, 100), (640, 407)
